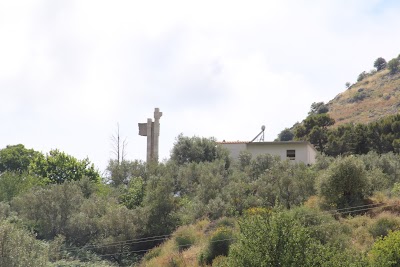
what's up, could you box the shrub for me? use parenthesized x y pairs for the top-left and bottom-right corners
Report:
(174, 227), (196, 252)
(199, 227), (234, 265)
(357, 71), (367, 82)
(388, 58), (400, 74)
(143, 246), (162, 261)
(374, 57), (387, 71)
(369, 214), (400, 238)
(318, 156), (370, 210)
(369, 230), (400, 266)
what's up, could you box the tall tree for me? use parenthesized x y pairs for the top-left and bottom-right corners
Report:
(318, 156), (370, 209)
(29, 149), (100, 184)
(171, 134), (230, 166)
(374, 57), (387, 71)
(0, 144), (41, 174)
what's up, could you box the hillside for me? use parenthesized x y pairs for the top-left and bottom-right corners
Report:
(327, 69), (400, 126)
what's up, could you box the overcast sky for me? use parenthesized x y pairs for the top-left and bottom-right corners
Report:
(1, 0), (400, 173)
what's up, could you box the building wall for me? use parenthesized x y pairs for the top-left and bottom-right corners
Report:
(219, 143), (247, 160)
(220, 142), (317, 165)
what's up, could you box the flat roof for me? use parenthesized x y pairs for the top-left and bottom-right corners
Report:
(218, 141), (317, 152)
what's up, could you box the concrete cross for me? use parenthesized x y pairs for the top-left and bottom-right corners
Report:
(138, 108), (162, 162)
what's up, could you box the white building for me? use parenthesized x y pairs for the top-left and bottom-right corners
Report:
(218, 141), (317, 165)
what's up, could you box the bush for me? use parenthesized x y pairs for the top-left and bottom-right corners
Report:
(369, 214), (400, 238)
(199, 227), (234, 265)
(374, 57), (387, 71)
(0, 221), (49, 267)
(174, 226), (196, 252)
(357, 71), (367, 82)
(318, 156), (370, 210)
(388, 58), (400, 74)
(369, 230), (400, 266)
(143, 246), (162, 261)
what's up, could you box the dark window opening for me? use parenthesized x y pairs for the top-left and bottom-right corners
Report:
(287, 150), (295, 160)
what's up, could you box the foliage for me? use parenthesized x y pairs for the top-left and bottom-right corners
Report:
(0, 144), (41, 174)
(318, 156), (370, 209)
(309, 101), (329, 115)
(119, 177), (145, 209)
(294, 113), (335, 152)
(254, 161), (316, 209)
(277, 128), (294, 141)
(174, 226), (196, 251)
(369, 230), (400, 266)
(388, 58), (399, 74)
(368, 213), (400, 238)
(229, 209), (319, 267)
(12, 181), (85, 240)
(171, 134), (230, 166)
(0, 172), (41, 202)
(107, 159), (147, 186)
(199, 227), (234, 265)
(374, 57), (387, 71)
(29, 149), (100, 184)
(357, 71), (368, 82)
(0, 221), (49, 267)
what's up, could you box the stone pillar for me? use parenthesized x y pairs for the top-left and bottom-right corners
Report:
(138, 108), (162, 163)
(153, 108), (162, 162)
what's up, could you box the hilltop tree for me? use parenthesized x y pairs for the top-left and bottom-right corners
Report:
(374, 57), (387, 71)
(388, 58), (399, 74)
(0, 144), (41, 174)
(309, 102), (329, 115)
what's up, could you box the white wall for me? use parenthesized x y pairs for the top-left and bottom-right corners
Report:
(221, 142), (317, 165)
(219, 143), (246, 160)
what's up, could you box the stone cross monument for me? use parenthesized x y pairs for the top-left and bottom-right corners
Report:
(138, 108), (163, 162)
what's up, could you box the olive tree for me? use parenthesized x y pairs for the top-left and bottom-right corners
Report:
(318, 156), (370, 209)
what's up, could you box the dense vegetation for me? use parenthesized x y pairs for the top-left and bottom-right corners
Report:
(2, 135), (400, 266)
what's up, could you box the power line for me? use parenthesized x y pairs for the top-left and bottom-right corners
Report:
(59, 202), (397, 256)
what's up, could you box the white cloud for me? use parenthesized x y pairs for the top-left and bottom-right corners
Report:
(1, 0), (400, 171)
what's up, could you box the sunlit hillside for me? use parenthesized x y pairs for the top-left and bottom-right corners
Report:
(328, 69), (400, 126)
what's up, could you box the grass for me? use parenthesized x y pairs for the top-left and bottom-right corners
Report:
(328, 69), (400, 127)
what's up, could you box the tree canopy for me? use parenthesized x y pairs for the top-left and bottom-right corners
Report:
(374, 57), (387, 71)
(0, 144), (41, 173)
(29, 149), (100, 184)
(171, 134), (230, 166)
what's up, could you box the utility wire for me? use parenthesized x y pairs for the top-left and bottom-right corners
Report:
(59, 202), (397, 255)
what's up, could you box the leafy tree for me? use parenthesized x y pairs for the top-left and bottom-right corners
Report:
(229, 209), (320, 267)
(369, 230), (400, 266)
(357, 71), (367, 82)
(295, 114), (335, 152)
(388, 58), (399, 74)
(12, 181), (85, 239)
(30, 149), (100, 184)
(107, 159), (147, 186)
(171, 134), (229, 166)
(318, 156), (370, 209)
(141, 174), (179, 237)
(309, 102), (329, 115)
(345, 82), (351, 88)
(277, 128), (294, 141)
(374, 57), (387, 71)
(0, 144), (41, 173)
(0, 221), (49, 266)
(119, 177), (145, 209)
(254, 161), (316, 209)
(0, 172), (40, 202)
